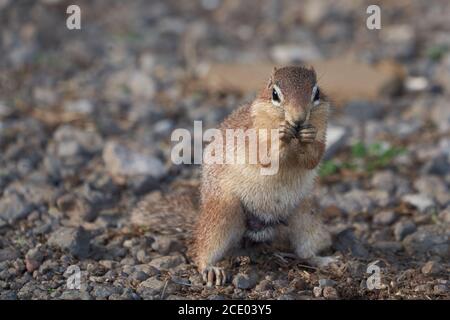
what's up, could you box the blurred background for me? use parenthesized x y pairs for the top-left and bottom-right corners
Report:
(0, 0), (449, 300)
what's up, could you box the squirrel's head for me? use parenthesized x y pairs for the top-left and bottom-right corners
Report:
(256, 66), (327, 127)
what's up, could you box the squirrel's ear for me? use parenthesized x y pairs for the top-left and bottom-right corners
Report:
(267, 66), (277, 88)
(306, 64), (316, 74)
(272, 66), (278, 76)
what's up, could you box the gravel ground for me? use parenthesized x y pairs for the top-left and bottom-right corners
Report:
(0, 0), (449, 300)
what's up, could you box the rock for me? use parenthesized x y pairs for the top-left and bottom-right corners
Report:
(103, 141), (166, 183)
(421, 261), (443, 275)
(45, 125), (102, 178)
(0, 248), (19, 263)
(151, 236), (182, 255)
(106, 69), (155, 101)
(232, 273), (258, 290)
(439, 207), (450, 223)
(333, 228), (369, 258)
(433, 284), (448, 294)
(322, 286), (339, 299)
(403, 225), (450, 258)
(341, 190), (374, 214)
(414, 176), (450, 206)
(254, 279), (273, 292)
(402, 194), (435, 213)
(313, 286), (323, 297)
(371, 171), (396, 193)
(92, 285), (122, 299)
(0, 192), (33, 225)
(423, 154), (450, 176)
(381, 24), (416, 59)
(137, 277), (165, 296)
(149, 255), (185, 270)
(394, 220), (417, 241)
(324, 125), (347, 159)
(48, 227), (90, 258)
(318, 279), (336, 288)
(25, 246), (44, 273)
(373, 211), (397, 226)
(63, 99), (94, 115)
(430, 98), (450, 134)
(57, 193), (97, 222)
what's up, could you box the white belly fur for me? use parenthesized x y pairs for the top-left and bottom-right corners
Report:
(223, 164), (317, 223)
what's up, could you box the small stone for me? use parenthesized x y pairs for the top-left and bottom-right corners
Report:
(151, 236), (182, 255)
(403, 225), (450, 258)
(421, 261), (443, 275)
(137, 277), (165, 296)
(25, 246), (44, 273)
(324, 125), (347, 159)
(318, 279), (336, 288)
(232, 273), (258, 290)
(48, 227), (90, 258)
(57, 193), (96, 222)
(333, 228), (369, 258)
(373, 211), (397, 226)
(130, 271), (150, 282)
(414, 284), (431, 292)
(0, 192), (33, 224)
(0, 248), (19, 263)
(103, 141), (166, 182)
(63, 99), (93, 114)
(254, 279), (273, 292)
(92, 285), (122, 299)
(322, 286), (339, 299)
(439, 207), (450, 223)
(433, 284), (448, 294)
(402, 194), (435, 213)
(149, 255), (185, 270)
(394, 220), (417, 241)
(313, 286), (323, 297)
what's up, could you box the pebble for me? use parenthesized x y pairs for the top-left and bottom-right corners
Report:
(373, 211), (397, 226)
(313, 286), (323, 297)
(394, 220), (417, 241)
(322, 286), (339, 299)
(25, 246), (44, 273)
(149, 255), (185, 270)
(102, 141), (167, 182)
(48, 227), (90, 258)
(421, 261), (442, 275)
(403, 225), (450, 258)
(402, 194), (435, 213)
(232, 273), (258, 290)
(333, 228), (369, 258)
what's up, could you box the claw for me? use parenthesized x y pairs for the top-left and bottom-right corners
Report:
(201, 266), (227, 287)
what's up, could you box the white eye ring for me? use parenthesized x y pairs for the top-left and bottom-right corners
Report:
(311, 84), (320, 106)
(271, 84), (283, 107)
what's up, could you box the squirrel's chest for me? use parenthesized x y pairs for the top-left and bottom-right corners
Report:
(225, 166), (316, 217)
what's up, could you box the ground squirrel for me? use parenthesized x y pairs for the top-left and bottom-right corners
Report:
(193, 66), (336, 286)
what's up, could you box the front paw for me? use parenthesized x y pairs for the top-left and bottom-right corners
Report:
(201, 266), (227, 287)
(279, 121), (297, 143)
(298, 124), (317, 144)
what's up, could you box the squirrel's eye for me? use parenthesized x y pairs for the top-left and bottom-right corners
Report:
(312, 86), (320, 105)
(272, 88), (280, 102)
(272, 86), (282, 107)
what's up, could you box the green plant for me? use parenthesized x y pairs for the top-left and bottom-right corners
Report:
(319, 141), (406, 177)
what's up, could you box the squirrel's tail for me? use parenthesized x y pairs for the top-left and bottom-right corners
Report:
(130, 180), (200, 235)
